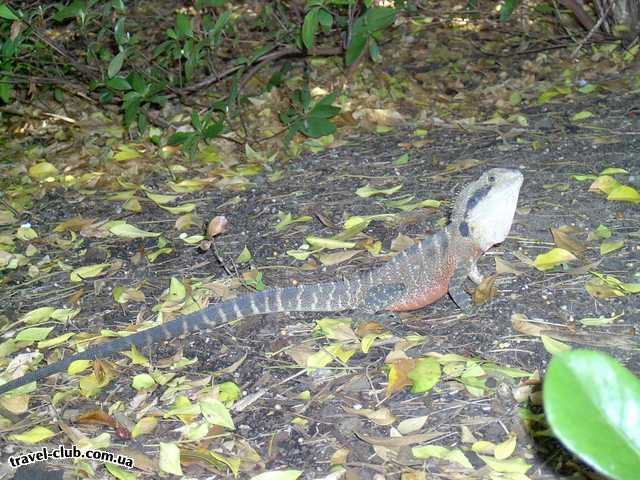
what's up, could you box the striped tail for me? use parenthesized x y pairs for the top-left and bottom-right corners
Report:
(0, 281), (353, 396)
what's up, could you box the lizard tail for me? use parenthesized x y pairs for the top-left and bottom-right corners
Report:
(0, 281), (352, 396)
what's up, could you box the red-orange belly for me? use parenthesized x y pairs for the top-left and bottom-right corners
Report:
(385, 281), (450, 312)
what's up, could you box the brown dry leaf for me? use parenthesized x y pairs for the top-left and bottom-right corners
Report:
(551, 227), (586, 256)
(441, 158), (482, 175)
(317, 250), (360, 266)
(511, 313), (544, 337)
(58, 422), (89, 444)
(218, 352), (247, 375)
(390, 233), (415, 252)
(207, 215), (228, 238)
(53, 216), (96, 233)
(330, 447), (350, 466)
(286, 344), (316, 368)
(585, 280), (625, 299)
(494, 257), (526, 275)
(372, 444), (398, 462)
(512, 250), (536, 267)
(354, 107), (406, 127)
(354, 430), (443, 448)
(356, 321), (387, 337)
(79, 219), (111, 238)
(400, 471), (427, 480)
(75, 409), (118, 428)
(473, 274), (497, 305)
(175, 213), (195, 231)
(397, 415), (429, 435)
(386, 358), (417, 395)
(342, 406), (396, 426)
(565, 260), (602, 276)
(589, 175), (620, 195)
(119, 448), (157, 473)
(333, 111), (358, 127)
(0, 394), (29, 415)
(93, 359), (116, 384)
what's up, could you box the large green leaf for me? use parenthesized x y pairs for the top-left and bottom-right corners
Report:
(301, 8), (319, 50)
(543, 350), (640, 480)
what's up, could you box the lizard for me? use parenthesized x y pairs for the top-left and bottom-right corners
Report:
(0, 168), (524, 396)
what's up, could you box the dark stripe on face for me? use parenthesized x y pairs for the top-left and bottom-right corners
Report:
(465, 185), (491, 213)
(458, 221), (469, 237)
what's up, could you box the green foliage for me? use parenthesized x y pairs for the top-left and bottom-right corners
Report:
(500, 0), (521, 21)
(0, 0), (396, 150)
(543, 349), (640, 480)
(168, 111), (224, 157)
(279, 89), (341, 144)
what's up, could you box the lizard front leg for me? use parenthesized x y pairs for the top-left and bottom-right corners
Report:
(448, 259), (479, 313)
(468, 262), (483, 285)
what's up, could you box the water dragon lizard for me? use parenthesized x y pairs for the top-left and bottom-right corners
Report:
(0, 168), (524, 396)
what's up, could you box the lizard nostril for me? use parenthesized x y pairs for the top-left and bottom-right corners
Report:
(488, 175), (496, 183)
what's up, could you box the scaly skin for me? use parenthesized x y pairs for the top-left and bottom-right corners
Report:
(0, 168), (523, 396)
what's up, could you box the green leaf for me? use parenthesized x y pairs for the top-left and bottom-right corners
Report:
(16, 326), (55, 342)
(0, 77), (12, 103)
(28, 162), (59, 180)
(70, 263), (111, 282)
(159, 442), (183, 476)
(104, 463), (136, 480)
(132, 373), (156, 391)
(108, 50), (126, 78)
(107, 221), (160, 239)
(363, 7), (396, 32)
(203, 121), (223, 140)
(168, 131), (195, 146)
(302, 8), (319, 50)
(409, 357), (441, 393)
(9, 426), (56, 444)
(106, 77), (131, 91)
(175, 13), (192, 39)
(301, 116), (335, 137)
(305, 236), (356, 249)
(543, 350), (640, 480)
(571, 110), (593, 122)
(412, 445), (472, 468)
(533, 248), (577, 271)
(236, 246), (252, 264)
(275, 212), (313, 232)
(53, 0), (85, 21)
(356, 184), (402, 198)
(500, 0), (521, 21)
(309, 103), (341, 119)
(318, 9), (332, 28)
(346, 33), (367, 66)
(200, 398), (235, 430)
(114, 17), (127, 46)
(600, 239), (624, 255)
(0, 4), (19, 20)
(607, 185), (640, 203)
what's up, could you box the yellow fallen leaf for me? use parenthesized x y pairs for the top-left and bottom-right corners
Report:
(588, 175), (620, 195)
(70, 263), (111, 282)
(607, 185), (640, 203)
(28, 162), (58, 180)
(534, 248), (577, 271)
(9, 426), (56, 444)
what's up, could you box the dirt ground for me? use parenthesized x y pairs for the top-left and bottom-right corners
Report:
(1, 87), (639, 480)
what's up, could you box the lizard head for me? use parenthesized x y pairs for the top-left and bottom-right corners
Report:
(453, 168), (524, 251)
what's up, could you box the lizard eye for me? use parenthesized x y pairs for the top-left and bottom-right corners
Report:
(488, 175), (496, 183)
